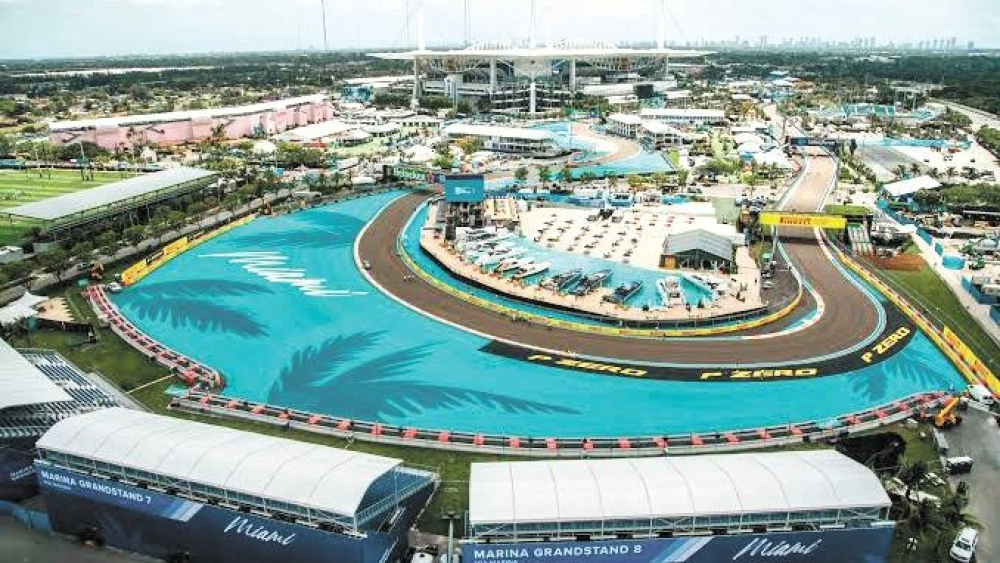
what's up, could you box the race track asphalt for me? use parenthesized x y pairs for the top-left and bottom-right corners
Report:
(357, 154), (889, 367)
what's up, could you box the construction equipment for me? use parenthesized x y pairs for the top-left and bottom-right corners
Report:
(934, 397), (964, 429)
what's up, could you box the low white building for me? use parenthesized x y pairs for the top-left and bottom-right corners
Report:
(640, 107), (726, 126)
(606, 114), (695, 147)
(443, 123), (561, 157)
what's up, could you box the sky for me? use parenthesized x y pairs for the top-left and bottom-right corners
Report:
(0, 0), (997, 59)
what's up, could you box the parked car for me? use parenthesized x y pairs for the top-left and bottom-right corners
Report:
(945, 456), (974, 475)
(949, 527), (979, 562)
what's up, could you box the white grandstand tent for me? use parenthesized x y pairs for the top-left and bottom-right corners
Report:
(882, 175), (942, 199)
(468, 451), (890, 538)
(1, 167), (217, 223)
(0, 292), (46, 326)
(274, 120), (357, 143)
(0, 338), (72, 410)
(443, 123), (552, 142)
(36, 408), (409, 528)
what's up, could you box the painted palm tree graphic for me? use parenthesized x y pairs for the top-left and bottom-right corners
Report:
(227, 212), (365, 249)
(850, 338), (953, 401)
(268, 331), (579, 420)
(116, 279), (271, 337)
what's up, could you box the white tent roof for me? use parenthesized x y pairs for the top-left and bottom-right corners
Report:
(0, 338), (72, 411)
(50, 94), (328, 131)
(883, 175), (942, 198)
(469, 450), (889, 525)
(0, 292), (47, 326)
(274, 120), (356, 142)
(3, 167), (216, 221)
(37, 408), (401, 519)
(444, 123), (551, 141)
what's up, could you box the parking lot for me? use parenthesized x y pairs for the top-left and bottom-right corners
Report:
(943, 404), (999, 562)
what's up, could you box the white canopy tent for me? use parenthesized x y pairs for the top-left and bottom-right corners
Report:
(469, 451), (890, 529)
(882, 175), (942, 199)
(0, 337), (72, 410)
(37, 408), (403, 524)
(0, 292), (47, 326)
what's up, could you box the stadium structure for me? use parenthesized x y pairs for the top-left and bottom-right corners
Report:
(464, 451), (896, 563)
(369, 0), (709, 113)
(34, 408), (439, 563)
(0, 339), (125, 500)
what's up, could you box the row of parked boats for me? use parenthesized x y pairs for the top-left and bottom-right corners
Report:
(456, 229), (725, 309)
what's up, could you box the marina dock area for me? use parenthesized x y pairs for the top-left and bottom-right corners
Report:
(420, 203), (765, 323)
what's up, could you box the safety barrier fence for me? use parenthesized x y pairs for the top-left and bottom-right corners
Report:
(827, 236), (999, 396)
(397, 225), (804, 338)
(170, 389), (950, 458)
(121, 214), (257, 286)
(83, 284), (223, 390)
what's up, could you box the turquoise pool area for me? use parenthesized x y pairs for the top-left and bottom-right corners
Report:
(112, 191), (965, 437)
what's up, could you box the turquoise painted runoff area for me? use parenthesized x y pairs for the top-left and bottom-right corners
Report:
(112, 191), (965, 437)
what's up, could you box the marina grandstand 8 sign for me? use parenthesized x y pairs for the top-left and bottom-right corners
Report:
(465, 528), (893, 563)
(759, 212), (846, 229)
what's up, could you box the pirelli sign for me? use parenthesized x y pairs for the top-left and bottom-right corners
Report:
(760, 212), (846, 229)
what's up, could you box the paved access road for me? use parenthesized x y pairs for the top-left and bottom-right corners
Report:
(359, 154), (894, 367)
(944, 406), (999, 563)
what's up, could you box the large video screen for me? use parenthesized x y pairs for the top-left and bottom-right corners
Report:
(443, 174), (486, 203)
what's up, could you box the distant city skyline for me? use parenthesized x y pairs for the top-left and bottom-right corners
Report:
(0, 0), (997, 59)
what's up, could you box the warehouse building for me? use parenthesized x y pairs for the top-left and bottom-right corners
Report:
(35, 408), (438, 563)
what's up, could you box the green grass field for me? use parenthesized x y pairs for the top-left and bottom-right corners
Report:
(0, 168), (122, 245)
(875, 261), (999, 375)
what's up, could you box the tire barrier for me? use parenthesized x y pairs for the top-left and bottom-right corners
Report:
(84, 285), (223, 390)
(171, 389), (951, 458)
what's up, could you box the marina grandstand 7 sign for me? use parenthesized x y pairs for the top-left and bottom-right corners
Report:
(465, 528), (894, 563)
(759, 212), (846, 230)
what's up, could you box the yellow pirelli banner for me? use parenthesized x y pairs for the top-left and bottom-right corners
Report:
(760, 212), (846, 229)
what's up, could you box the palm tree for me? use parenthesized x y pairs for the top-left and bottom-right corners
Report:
(558, 167), (573, 185)
(945, 166), (956, 180)
(514, 167), (529, 185)
(905, 498), (943, 548)
(537, 165), (552, 185)
(909, 163), (922, 177)
(898, 460), (929, 516)
(894, 164), (908, 179)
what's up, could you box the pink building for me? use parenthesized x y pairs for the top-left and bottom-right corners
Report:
(49, 94), (334, 150)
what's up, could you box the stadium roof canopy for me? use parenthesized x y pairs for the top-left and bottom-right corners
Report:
(2, 167), (216, 224)
(37, 407), (402, 520)
(469, 450), (890, 526)
(370, 46), (710, 62)
(0, 338), (72, 411)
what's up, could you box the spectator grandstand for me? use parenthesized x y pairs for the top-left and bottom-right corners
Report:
(34, 408), (438, 563)
(464, 451), (895, 563)
(0, 340), (125, 500)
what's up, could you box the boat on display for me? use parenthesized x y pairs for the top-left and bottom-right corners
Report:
(496, 256), (534, 274)
(539, 268), (583, 292)
(656, 276), (684, 307)
(607, 189), (634, 207)
(568, 186), (607, 207)
(514, 261), (551, 280)
(570, 269), (612, 296)
(476, 246), (526, 267)
(603, 280), (643, 305)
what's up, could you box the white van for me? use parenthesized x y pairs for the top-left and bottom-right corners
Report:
(967, 384), (994, 406)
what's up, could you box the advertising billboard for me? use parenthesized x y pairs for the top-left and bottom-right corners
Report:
(36, 464), (432, 563)
(444, 174), (487, 203)
(465, 528), (894, 563)
(788, 137), (841, 149)
(759, 212), (847, 229)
